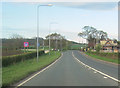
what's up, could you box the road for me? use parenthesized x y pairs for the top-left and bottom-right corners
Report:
(73, 50), (118, 79)
(18, 50), (118, 86)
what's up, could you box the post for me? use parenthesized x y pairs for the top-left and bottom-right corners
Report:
(56, 37), (57, 53)
(36, 4), (53, 61)
(24, 47), (25, 53)
(66, 40), (67, 50)
(43, 40), (44, 50)
(61, 37), (62, 51)
(37, 6), (39, 62)
(49, 23), (51, 55)
(27, 47), (28, 52)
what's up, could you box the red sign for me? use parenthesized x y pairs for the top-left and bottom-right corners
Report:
(24, 42), (29, 47)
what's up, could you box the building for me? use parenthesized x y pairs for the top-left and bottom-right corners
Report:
(100, 39), (118, 53)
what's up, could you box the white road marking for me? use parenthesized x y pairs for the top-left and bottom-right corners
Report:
(104, 76), (108, 79)
(88, 68), (91, 70)
(16, 53), (63, 88)
(72, 52), (120, 83)
(94, 71), (97, 73)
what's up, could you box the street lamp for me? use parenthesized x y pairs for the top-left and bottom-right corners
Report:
(37, 4), (53, 62)
(60, 36), (63, 51)
(55, 35), (58, 53)
(49, 22), (58, 55)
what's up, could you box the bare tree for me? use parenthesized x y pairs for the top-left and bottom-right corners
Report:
(9, 33), (24, 50)
(78, 26), (108, 48)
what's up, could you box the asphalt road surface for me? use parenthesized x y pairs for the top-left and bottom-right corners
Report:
(19, 50), (118, 86)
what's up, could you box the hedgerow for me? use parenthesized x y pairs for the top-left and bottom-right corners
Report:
(2, 50), (44, 67)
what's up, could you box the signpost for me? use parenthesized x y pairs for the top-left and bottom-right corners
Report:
(37, 43), (40, 47)
(24, 42), (29, 53)
(24, 42), (29, 47)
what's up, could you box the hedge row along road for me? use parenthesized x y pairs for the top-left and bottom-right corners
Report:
(2, 50), (44, 67)
(15, 50), (118, 87)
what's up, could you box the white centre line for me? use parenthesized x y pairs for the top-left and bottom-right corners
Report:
(72, 51), (120, 83)
(16, 53), (63, 88)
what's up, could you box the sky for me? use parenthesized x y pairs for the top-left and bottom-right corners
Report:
(1, 2), (118, 43)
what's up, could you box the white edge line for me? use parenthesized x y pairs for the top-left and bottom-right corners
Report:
(72, 52), (120, 83)
(16, 53), (63, 87)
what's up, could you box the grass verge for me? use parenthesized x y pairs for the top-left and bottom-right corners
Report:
(85, 52), (118, 64)
(2, 51), (61, 87)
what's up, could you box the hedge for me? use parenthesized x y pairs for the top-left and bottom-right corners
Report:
(86, 51), (118, 59)
(2, 50), (44, 67)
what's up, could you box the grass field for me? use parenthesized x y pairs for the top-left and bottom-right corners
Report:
(2, 51), (61, 87)
(85, 52), (119, 64)
(70, 44), (87, 50)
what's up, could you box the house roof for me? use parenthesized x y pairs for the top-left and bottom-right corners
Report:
(103, 40), (117, 47)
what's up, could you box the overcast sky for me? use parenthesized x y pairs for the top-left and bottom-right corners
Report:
(2, 1), (118, 43)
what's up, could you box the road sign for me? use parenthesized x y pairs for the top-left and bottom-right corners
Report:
(24, 42), (29, 47)
(37, 43), (40, 47)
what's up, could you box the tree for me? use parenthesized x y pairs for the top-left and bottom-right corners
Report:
(45, 33), (67, 50)
(2, 34), (24, 56)
(98, 30), (107, 40)
(95, 44), (101, 53)
(117, 41), (120, 45)
(9, 33), (24, 50)
(78, 26), (108, 48)
(10, 33), (23, 39)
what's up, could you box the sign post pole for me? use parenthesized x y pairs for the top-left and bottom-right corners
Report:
(24, 47), (25, 53)
(24, 42), (29, 53)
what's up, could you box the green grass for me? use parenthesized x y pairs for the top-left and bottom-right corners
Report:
(70, 44), (87, 50)
(85, 52), (119, 64)
(2, 51), (61, 87)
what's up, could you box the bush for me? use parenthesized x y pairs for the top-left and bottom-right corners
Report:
(86, 51), (118, 59)
(95, 44), (101, 53)
(2, 50), (44, 67)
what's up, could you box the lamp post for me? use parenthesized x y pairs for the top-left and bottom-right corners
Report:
(60, 36), (63, 51)
(37, 4), (53, 62)
(56, 36), (58, 52)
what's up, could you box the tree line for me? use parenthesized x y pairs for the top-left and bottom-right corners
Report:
(2, 33), (72, 54)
